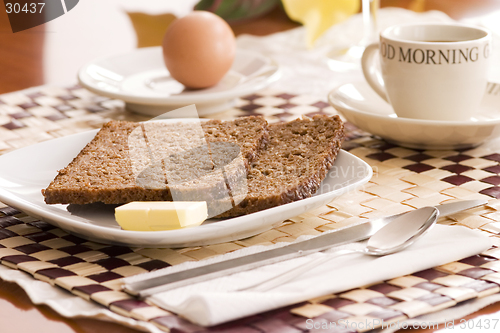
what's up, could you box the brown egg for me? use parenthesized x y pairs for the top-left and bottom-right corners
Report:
(162, 11), (236, 89)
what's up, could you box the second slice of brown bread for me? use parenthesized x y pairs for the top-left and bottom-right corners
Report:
(216, 115), (345, 217)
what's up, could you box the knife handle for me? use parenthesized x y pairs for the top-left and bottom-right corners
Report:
(436, 199), (487, 217)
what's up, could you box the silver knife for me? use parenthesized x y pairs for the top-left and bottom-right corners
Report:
(123, 199), (487, 297)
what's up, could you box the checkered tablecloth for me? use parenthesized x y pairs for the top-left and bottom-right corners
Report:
(1, 85), (500, 332)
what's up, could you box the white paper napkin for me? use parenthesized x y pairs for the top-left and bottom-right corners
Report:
(123, 224), (492, 327)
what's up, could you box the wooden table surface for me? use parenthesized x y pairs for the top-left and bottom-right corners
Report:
(1, 1), (500, 332)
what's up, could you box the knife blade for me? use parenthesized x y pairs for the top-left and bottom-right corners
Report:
(123, 199), (486, 297)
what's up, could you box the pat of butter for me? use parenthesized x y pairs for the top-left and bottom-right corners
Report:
(115, 201), (207, 231)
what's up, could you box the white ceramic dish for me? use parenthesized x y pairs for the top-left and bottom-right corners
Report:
(328, 81), (500, 150)
(0, 120), (371, 248)
(78, 47), (280, 117)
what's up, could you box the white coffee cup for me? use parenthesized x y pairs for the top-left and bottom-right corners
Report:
(361, 23), (491, 121)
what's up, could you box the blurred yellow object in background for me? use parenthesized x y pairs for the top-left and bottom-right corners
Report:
(282, 0), (360, 47)
(126, 12), (177, 48)
(409, 0), (425, 12)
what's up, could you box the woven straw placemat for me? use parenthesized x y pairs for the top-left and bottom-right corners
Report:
(1, 85), (500, 332)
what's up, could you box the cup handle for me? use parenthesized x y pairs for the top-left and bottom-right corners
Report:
(361, 43), (389, 103)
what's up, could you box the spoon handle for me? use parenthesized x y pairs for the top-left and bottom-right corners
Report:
(236, 249), (360, 292)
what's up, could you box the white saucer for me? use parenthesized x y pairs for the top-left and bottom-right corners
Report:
(78, 47), (281, 117)
(328, 81), (500, 150)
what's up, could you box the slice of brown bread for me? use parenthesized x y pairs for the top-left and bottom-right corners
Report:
(216, 115), (345, 217)
(42, 117), (268, 206)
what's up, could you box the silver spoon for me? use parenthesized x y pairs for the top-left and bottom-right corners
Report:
(238, 206), (439, 292)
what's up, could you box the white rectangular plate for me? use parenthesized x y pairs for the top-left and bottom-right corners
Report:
(0, 120), (372, 247)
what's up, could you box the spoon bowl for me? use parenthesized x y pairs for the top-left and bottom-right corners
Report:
(365, 206), (438, 255)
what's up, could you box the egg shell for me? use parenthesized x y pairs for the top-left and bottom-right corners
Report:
(162, 11), (236, 89)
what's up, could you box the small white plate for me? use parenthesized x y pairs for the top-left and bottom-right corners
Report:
(0, 120), (371, 248)
(328, 81), (500, 150)
(78, 47), (281, 117)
